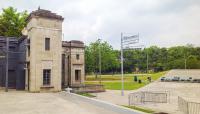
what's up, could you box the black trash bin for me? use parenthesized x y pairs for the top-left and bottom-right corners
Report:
(134, 76), (138, 82)
(138, 79), (142, 84)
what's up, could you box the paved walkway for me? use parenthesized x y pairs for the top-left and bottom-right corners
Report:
(0, 91), (142, 114)
(93, 81), (200, 114)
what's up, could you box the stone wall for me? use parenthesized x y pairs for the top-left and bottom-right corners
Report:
(26, 16), (63, 92)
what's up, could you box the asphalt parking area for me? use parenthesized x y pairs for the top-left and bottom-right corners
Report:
(0, 91), (141, 114)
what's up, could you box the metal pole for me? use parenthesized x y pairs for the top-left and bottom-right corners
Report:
(98, 39), (101, 84)
(121, 33), (124, 96)
(184, 54), (186, 70)
(128, 94), (130, 106)
(5, 38), (9, 92)
(147, 49), (149, 74)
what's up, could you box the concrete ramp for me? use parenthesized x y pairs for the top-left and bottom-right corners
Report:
(164, 69), (200, 78)
(60, 92), (143, 114)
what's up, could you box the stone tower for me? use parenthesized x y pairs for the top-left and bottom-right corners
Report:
(25, 9), (64, 92)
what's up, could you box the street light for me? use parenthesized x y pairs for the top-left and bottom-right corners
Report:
(145, 48), (149, 74)
(98, 39), (102, 84)
(184, 54), (187, 70)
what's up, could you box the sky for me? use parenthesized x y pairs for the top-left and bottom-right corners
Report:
(0, 0), (200, 49)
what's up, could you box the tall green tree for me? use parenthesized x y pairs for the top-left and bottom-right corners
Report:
(85, 40), (120, 74)
(85, 43), (200, 74)
(0, 7), (28, 37)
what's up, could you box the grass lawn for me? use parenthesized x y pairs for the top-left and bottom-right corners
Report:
(77, 93), (96, 98)
(122, 105), (155, 113)
(85, 71), (166, 90)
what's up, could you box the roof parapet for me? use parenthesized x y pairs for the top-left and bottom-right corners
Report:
(26, 8), (64, 22)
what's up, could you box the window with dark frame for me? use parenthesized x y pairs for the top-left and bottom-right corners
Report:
(28, 46), (30, 56)
(43, 69), (51, 85)
(75, 70), (81, 81)
(45, 38), (50, 51)
(27, 39), (30, 56)
(76, 54), (80, 60)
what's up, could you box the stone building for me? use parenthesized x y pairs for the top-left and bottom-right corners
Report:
(0, 9), (85, 92)
(62, 41), (85, 87)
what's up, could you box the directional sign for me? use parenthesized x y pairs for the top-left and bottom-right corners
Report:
(123, 35), (139, 41)
(122, 34), (139, 47)
(122, 39), (139, 45)
(122, 38), (139, 49)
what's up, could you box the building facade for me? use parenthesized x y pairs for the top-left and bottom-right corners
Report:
(0, 9), (85, 92)
(0, 36), (26, 90)
(62, 41), (85, 87)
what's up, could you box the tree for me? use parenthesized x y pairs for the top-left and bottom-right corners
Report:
(85, 40), (119, 75)
(0, 7), (28, 37)
(187, 55), (200, 69)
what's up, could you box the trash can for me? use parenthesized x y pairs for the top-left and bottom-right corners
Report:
(138, 79), (142, 84)
(134, 76), (138, 82)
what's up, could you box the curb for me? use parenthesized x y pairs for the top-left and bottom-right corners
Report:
(68, 92), (146, 114)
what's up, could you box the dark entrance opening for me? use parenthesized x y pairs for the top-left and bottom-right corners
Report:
(0, 66), (3, 86)
(75, 70), (81, 82)
(8, 70), (16, 88)
(16, 70), (25, 90)
(62, 54), (65, 88)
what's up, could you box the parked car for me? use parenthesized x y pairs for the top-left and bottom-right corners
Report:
(193, 79), (200, 83)
(180, 78), (186, 81)
(180, 77), (191, 82)
(165, 77), (172, 82)
(160, 77), (165, 82)
(172, 76), (180, 81)
(189, 77), (192, 79)
(186, 77), (193, 82)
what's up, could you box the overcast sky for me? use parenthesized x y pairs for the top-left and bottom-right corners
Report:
(0, 0), (200, 49)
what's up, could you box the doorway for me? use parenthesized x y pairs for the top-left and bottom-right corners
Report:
(0, 66), (3, 86)
(8, 70), (16, 88)
(75, 70), (81, 83)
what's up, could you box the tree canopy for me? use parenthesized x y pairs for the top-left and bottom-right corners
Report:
(85, 41), (200, 74)
(85, 40), (120, 74)
(0, 7), (28, 37)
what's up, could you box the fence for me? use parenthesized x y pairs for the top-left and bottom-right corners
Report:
(178, 96), (200, 114)
(128, 91), (169, 106)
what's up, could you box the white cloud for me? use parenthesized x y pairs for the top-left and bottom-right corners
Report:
(0, 0), (200, 49)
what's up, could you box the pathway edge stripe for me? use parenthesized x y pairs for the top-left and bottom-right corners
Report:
(68, 92), (146, 114)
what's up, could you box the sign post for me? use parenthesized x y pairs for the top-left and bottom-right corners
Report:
(121, 33), (124, 96)
(120, 33), (140, 96)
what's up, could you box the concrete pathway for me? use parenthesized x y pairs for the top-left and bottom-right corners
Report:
(0, 91), (142, 114)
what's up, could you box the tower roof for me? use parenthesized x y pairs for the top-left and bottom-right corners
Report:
(26, 8), (64, 22)
(62, 40), (84, 48)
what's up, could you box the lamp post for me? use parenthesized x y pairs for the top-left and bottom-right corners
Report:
(98, 39), (102, 84)
(146, 48), (149, 74)
(184, 54), (187, 70)
(120, 33), (124, 96)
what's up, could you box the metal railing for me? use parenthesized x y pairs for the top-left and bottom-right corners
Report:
(178, 96), (200, 114)
(128, 91), (169, 106)
(178, 96), (189, 114)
